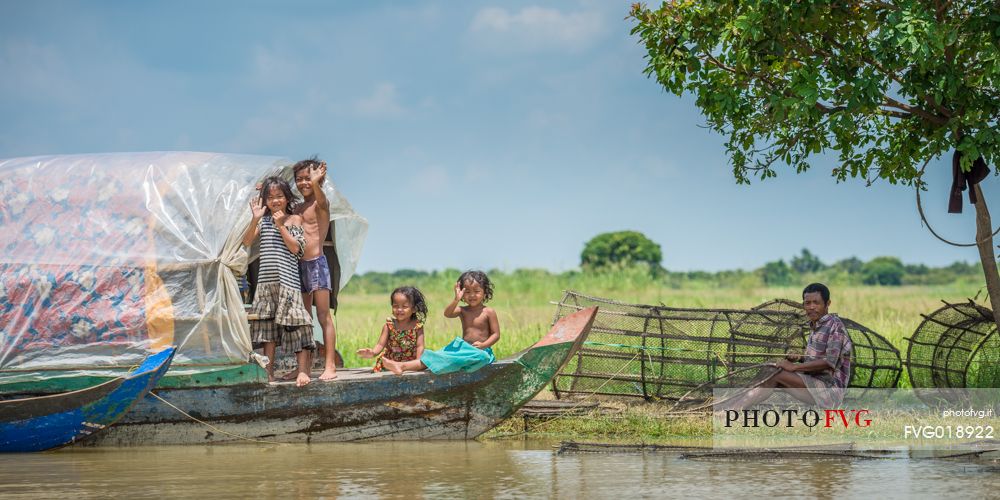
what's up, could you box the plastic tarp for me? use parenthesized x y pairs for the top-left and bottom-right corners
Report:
(0, 152), (367, 385)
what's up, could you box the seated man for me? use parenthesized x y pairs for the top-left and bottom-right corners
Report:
(729, 282), (853, 408)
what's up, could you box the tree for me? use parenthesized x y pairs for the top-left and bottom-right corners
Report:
(630, 1), (1000, 326)
(581, 231), (663, 272)
(761, 259), (794, 285)
(790, 248), (826, 274)
(392, 268), (429, 280)
(904, 263), (931, 276)
(831, 256), (864, 275)
(863, 256), (905, 285)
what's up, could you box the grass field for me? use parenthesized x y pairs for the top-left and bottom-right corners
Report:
(334, 270), (988, 374)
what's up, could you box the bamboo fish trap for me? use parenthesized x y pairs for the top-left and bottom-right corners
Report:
(551, 291), (901, 404)
(906, 300), (1000, 391)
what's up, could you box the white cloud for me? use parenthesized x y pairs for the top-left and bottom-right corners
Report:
(354, 83), (405, 118)
(468, 6), (605, 53)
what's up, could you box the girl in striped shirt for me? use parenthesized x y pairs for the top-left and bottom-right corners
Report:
(242, 177), (315, 386)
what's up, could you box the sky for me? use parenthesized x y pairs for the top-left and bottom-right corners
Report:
(1, 1), (996, 274)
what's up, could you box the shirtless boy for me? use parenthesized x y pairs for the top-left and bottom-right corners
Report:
(441, 270), (500, 350)
(292, 157), (338, 380)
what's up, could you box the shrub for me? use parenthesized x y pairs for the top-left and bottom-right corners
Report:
(862, 256), (905, 286)
(581, 231), (663, 274)
(761, 260), (794, 286)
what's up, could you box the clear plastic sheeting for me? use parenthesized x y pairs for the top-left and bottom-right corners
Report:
(0, 152), (367, 385)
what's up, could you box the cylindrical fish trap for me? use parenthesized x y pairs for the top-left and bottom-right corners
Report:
(906, 300), (1000, 390)
(551, 291), (807, 402)
(551, 291), (901, 404)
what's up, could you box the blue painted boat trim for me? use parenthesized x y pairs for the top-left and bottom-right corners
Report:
(0, 346), (176, 452)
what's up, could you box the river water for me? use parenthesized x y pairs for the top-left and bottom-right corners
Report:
(1, 440), (997, 498)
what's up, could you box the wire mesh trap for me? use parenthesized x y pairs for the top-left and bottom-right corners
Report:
(550, 291), (902, 405)
(906, 300), (1000, 391)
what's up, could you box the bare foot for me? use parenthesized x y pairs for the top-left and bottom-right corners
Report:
(319, 368), (338, 381)
(296, 372), (311, 387)
(382, 358), (403, 375)
(278, 371), (298, 382)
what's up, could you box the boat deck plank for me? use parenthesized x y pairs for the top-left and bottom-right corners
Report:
(267, 368), (381, 385)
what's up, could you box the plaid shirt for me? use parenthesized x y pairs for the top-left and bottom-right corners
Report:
(804, 314), (852, 388)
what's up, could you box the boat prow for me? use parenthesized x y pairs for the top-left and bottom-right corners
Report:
(0, 347), (176, 452)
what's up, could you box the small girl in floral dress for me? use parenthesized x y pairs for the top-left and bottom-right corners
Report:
(357, 286), (427, 372)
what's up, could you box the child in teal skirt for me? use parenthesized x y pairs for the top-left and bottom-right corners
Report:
(382, 271), (499, 375)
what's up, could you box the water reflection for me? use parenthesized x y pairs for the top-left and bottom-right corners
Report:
(0, 440), (997, 498)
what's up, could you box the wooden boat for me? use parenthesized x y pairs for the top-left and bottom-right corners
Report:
(1, 153), (592, 445)
(0, 347), (176, 452)
(87, 308), (596, 445)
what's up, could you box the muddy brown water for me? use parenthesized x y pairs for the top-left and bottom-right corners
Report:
(1, 440), (997, 498)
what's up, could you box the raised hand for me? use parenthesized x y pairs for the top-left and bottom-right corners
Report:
(249, 197), (266, 219)
(311, 162), (327, 183)
(454, 282), (465, 302)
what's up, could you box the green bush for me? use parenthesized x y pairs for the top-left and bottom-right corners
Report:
(862, 256), (905, 286)
(760, 259), (794, 286)
(581, 231), (663, 274)
(790, 248), (825, 274)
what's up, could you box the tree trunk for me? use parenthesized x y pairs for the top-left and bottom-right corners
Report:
(972, 184), (1000, 328)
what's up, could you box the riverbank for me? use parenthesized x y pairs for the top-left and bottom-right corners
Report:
(485, 398), (714, 443)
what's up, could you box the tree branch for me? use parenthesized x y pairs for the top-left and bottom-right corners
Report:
(702, 52), (737, 74)
(815, 102), (848, 114)
(876, 107), (912, 120)
(882, 96), (948, 124)
(701, 49), (931, 125)
(935, 0), (952, 22)
(822, 35), (954, 120)
(744, 114), (837, 173)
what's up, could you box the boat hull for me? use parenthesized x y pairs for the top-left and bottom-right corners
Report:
(0, 347), (176, 452)
(89, 308), (596, 445)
